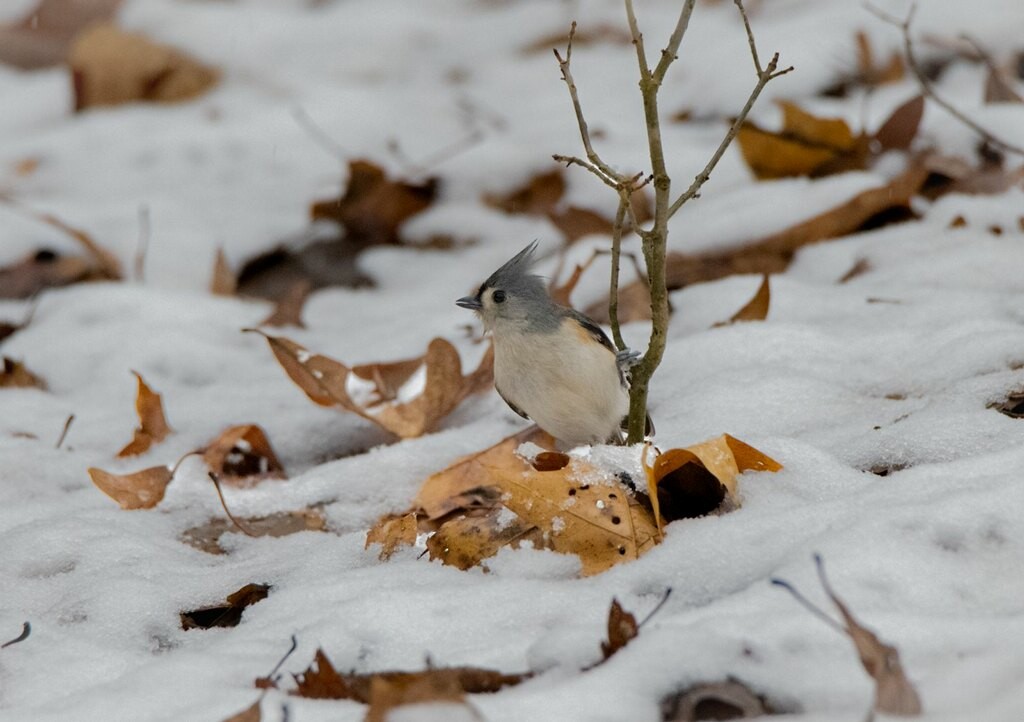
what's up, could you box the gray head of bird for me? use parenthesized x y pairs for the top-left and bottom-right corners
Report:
(455, 242), (557, 332)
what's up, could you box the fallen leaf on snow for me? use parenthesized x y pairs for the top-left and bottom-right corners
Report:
(180, 583), (270, 630)
(70, 23), (219, 110)
(259, 280), (311, 328)
(644, 435), (782, 529)
(203, 424), (285, 487)
(210, 248), (237, 296)
(365, 512), (419, 561)
(183, 509), (327, 554)
(0, 0), (122, 69)
(714, 274), (770, 327)
(874, 95), (925, 152)
(661, 679), (771, 721)
(311, 160), (437, 247)
(250, 329), (494, 438)
(600, 599), (639, 662)
(117, 371), (172, 457)
(220, 699), (261, 722)
(774, 556), (922, 716)
(0, 357), (46, 389)
(0, 250), (96, 300)
(88, 464), (174, 509)
(290, 647), (528, 715)
(854, 30), (905, 87)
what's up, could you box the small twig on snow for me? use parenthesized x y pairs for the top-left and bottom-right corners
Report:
(1, 622), (30, 649)
(55, 413), (74, 449)
(866, 2), (1024, 156)
(208, 471), (258, 537)
(134, 204), (149, 282)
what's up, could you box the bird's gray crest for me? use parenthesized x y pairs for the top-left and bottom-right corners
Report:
(483, 241), (545, 297)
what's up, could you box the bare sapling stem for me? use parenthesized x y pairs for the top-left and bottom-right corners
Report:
(554, 0), (790, 443)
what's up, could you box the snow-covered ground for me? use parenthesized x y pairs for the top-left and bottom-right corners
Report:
(2, 1), (1024, 720)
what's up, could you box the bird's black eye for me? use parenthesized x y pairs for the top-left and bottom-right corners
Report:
(492, 290), (506, 303)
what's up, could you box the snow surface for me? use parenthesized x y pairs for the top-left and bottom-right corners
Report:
(2, 0), (1024, 721)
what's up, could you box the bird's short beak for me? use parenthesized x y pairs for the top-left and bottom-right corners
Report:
(456, 295), (482, 311)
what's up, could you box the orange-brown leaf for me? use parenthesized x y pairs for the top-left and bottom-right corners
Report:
(720, 274), (770, 326)
(600, 599), (639, 661)
(88, 464), (173, 509)
(292, 648), (356, 700)
(0, 357), (46, 389)
(117, 371), (172, 457)
(203, 424), (285, 487)
(365, 512), (420, 560)
(210, 248), (237, 296)
(483, 169), (565, 216)
(220, 699), (261, 722)
(70, 23), (218, 110)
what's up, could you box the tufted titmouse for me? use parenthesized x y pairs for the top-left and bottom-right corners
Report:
(456, 242), (646, 446)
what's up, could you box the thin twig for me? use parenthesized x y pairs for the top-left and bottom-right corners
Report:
(55, 414), (74, 450)
(264, 635), (298, 683)
(867, 2), (1024, 156)
(668, 1), (793, 218)
(652, 0), (697, 83)
(134, 204), (149, 282)
(608, 197), (628, 350)
(1, 622), (30, 649)
(208, 471), (259, 538)
(770, 577), (846, 634)
(552, 154), (620, 190)
(624, 0), (651, 80)
(553, 24), (625, 185)
(637, 587), (673, 628)
(292, 106), (349, 162)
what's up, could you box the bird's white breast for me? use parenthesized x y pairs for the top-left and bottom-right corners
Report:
(493, 318), (628, 445)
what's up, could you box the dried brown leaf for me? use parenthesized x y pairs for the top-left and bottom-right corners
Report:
(311, 160), (437, 246)
(715, 274), (770, 327)
(182, 509), (327, 554)
(252, 330), (493, 438)
(259, 280), (310, 328)
(661, 679), (770, 721)
(292, 648), (357, 700)
(88, 464), (173, 509)
(365, 511), (419, 560)
(210, 248), (237, 296)
(70, 23), (219, 110)
(0, 357), (46, 389)
(180, 583), (270, 630)
(0, 251), (97, 300)
(483, 170), (565, 216)
(646, 435), (782, 525)
(117, 372), (172, 457)
(600, 599), (639, 661)
(203, 424), (285, 487)
(985, 67), (1024, 104)
(0, 0), (122, 69)
(875, 95), (925, 152)
(220, 699), (261, 722)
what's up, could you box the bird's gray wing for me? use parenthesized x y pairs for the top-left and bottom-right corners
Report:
(495, 383), (531, 421)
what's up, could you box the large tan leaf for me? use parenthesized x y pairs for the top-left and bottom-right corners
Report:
(69, 23), (219, 110)
(250, 329), (493, 438)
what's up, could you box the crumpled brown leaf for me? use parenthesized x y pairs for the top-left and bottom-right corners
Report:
(875, 95), (925, 152)
(289, 647), (528, 718)
(0, 0), (122, 69)
(644, 435), (782, 530)
(70, 23), (219, 110)
(0, 357), (46, 389)
(117, 372), (172, 457)
(180, 583), (270, 630)
(714, 274), (770, 327)
(600, 599), (639, 661)
(312, 160), (437, 247)
(88, 464), (173, 509)
(203, 424), (285, 487)
(249, 329), (493, 438)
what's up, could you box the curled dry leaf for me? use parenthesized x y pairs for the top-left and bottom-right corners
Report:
(290, 647), (528, 712)
(600, 599), (639, 661)
(183, 509), (327, 555)
(210, 248), (237, 296)
(364, 512), (418, 561)
(70, 23), (219, 110)
(644, 435), (782, 530)
(0, 0), (123, 69)
(180, 583), (270, 631)
(250, 329), (494, 438)
(714, 274), (770, 327)
(203, 424), (285, 487)
(311, 159), (438, 247)
(117, 372), (172, 457)
(220, 699), (261, 722)
(0, 357), (46, 389)
(88, 465), (173, 509)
